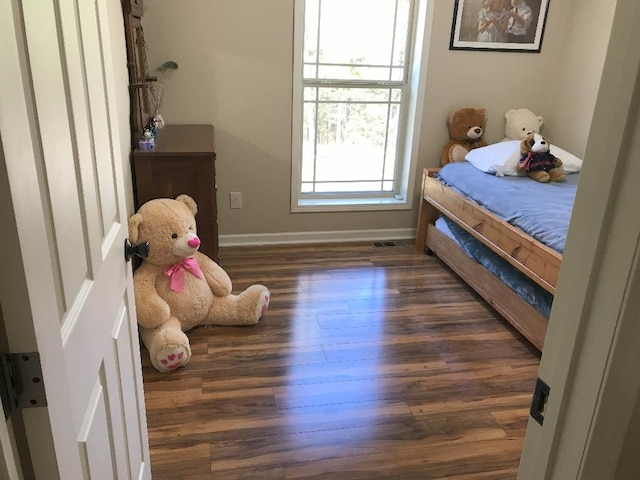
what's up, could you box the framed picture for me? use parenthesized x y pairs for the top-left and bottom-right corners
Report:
(450, 0), (550, 52)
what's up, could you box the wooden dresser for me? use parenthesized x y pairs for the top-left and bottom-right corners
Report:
(133, 124), (219, 261)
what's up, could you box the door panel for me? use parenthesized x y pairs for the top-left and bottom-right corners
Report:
(77, 0), (119, 232)
(78, 381), (113, 478)
(110, 302), (143, 479)
(22, 0), (89, 312)
(57, 0), (104, 273)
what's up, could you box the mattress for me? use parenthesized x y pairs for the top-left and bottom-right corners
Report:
(438, 162), (579, 253)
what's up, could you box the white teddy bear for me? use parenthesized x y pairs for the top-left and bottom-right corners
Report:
(503, 108), (544, 141)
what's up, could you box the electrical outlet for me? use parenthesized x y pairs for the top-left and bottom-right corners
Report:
(229, 192), (242, 209)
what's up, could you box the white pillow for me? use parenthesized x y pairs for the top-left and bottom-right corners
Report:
(464, 141), (583, 176)
(549, 145), (583, 173)
(464, 141), (520, 175)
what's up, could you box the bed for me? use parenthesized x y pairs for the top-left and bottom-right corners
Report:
(415, 161), (579, 350)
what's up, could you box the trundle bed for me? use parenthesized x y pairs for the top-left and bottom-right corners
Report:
(415, 162), (579, 350)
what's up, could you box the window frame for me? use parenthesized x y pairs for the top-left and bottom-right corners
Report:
(291, 0), (430, 213)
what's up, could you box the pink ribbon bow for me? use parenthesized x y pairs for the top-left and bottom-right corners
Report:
(164, 257), (204, 292)
(519, 151), (533, 171)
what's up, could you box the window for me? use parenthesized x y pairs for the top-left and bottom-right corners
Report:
(292, 0), (428, 212)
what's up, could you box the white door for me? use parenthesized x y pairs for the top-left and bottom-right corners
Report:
(0, 0), (150, 478)
(518, 0), (640, 478)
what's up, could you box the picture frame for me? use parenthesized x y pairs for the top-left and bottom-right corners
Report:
(450, 0), (550, 53)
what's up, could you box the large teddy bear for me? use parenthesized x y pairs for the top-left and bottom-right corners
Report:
(503, 108), (544, 141)
(128, 194), (270, 372)
(440, 107), (487, 166)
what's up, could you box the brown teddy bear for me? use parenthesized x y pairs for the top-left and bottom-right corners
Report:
(128, 194), (270, 372)
(517, 133), (566, 183)
(440, 107), (488, 166)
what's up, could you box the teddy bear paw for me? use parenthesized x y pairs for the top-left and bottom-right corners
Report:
(256, 288), (270, 319)
(530, 171), (550, 183)
(449, 144), (469, 163)
(154, 345), (190, 372)
(550, 169), (566, 182)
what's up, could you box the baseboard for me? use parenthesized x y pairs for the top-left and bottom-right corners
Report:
(219, 228), (416, 247)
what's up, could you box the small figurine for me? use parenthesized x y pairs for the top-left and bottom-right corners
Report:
(138, 128), (155, 150)
(153, 114), (165, 129)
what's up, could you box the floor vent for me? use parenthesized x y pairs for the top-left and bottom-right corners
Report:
(373, 241), (406, 248)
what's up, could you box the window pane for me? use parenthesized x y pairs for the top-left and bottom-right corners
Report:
(391, 67), (404, 82)
(392, 0), (412, 67)
(314, 143), (384, 182)
(315, 65), (392, 82)
(313, 100), (389, 181)
(304, 87), (317, 101)
(304, 0), (412, 82)
(300, 85), (404, 192)
(317, 0), (395, 66)
(302, 102), (317, 182)
(384, 104), (400, 179)
(313, 181), (383, 193)
(304, 0), (320, 64)
(303, 64), (317, 78)
(316, 87), (394, 103)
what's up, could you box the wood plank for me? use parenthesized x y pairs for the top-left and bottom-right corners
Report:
(421, 168), (561, 293)
(183, 465), (286, 480)
(283, 437), (523, 479)
(415, 168), (442, 252)
(208, 413), (509, 474)
(149, 443), (210, 478)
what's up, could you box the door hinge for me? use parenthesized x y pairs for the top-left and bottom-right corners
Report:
(0, 352), (47, 419)
(530, 377), (550, 426)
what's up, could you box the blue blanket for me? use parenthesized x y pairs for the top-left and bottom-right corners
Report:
(438, 162), (579, 253)
(436, 217), (554, 317)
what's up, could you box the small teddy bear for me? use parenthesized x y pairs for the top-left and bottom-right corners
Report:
(503, 108), (544, 141)
(128, 194), (270, 372)
(517, 133), (566, 183)
(441, 107), (488, 166)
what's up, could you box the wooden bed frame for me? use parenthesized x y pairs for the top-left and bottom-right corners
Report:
(415, 168), (562, 351)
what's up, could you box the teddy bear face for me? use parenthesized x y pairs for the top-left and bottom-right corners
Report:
(520, 133), (550, 154)
(504, 108), (544, 140)
(128, 195), (201, 267)
(447, 108), (487, 142)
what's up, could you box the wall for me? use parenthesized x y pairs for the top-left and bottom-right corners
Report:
(419, 1), (558, 150)
(541, 0), (616, 156)
(142, 0), (611, 240)
(144, 0), (416, 238)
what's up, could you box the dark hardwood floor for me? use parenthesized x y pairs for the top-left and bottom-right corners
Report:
(141, 241), (541, 479)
